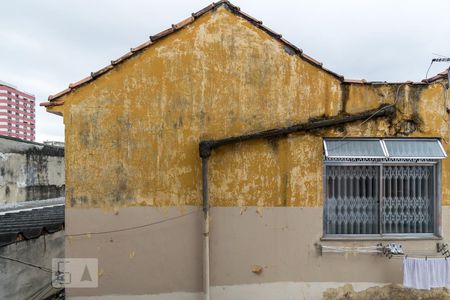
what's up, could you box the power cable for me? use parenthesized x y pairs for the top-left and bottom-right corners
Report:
(425, 60), (434, 81)
(326, 83), (405, 153)
(66, 208), (201, 237)
(432, 53), (450, 58)
(0, 255), (52, 273)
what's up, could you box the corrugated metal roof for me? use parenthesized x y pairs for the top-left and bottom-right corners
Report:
(0, 203), (64, 247)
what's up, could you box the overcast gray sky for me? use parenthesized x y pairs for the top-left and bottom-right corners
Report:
(1, 0), (449, 142)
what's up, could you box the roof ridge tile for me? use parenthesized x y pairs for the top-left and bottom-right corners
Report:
(43, 0), (369, 103)
(150, 27), (175, 42)
(131, 40), (153, 53)
(111, 51), (133, 66)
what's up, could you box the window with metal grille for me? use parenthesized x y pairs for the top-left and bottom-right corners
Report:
(323, 138), (446, 237)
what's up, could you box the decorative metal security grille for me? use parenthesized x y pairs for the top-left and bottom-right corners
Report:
(325, 166), (380, 234)
(382, 166), (434, 234)
(324, 164), (436, 236)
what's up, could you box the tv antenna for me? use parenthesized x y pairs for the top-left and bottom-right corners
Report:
(426, 56), (450, 89)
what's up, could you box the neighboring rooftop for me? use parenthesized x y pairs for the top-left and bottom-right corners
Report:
(44, 141), (65, 147)
(0, 134), (64, 156)
(0, 80), (17, 89)
(0, 80), (35, 97)
(423, 68), (450, 84)
(0, 198), (64, 247)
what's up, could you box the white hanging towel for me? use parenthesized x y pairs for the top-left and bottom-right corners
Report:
(429, 258), (449, 288)
(403, 257), (449, 290)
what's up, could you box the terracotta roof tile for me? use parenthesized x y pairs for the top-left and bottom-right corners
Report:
(111, 51), (133, 65)
(232, 9), (263, 25)
(343, 79), (367, 84)
(321, 66), (344, 80)
(301, 53), (323, 67)
(43, 0), (383, 104)
(192, 2), (218, 18)
(150, 27), (175, 42)
(91, 65), (114, 78)
(131, 40), (152, 53)
(69, 75), (93, 88)
(173, 16), (195, 30)
(257, 24), (282, 39)
(40, 100), (65, 107)
(279, 38), (302, 54)
(48, 88), (71, 101)
(422, 69), (448, 83)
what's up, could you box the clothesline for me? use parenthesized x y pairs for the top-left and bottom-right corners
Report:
(320, 245), (447, 258)
(390, 254), (448, 259)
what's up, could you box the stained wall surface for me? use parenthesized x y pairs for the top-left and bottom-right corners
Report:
(0, 136), (65, 205)
(46, 3), (450, 299)
(49, 5), (449, 209)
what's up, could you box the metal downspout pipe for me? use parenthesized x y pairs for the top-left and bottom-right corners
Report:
(200, 143), (212, 300)
(196, 105), (396, 300)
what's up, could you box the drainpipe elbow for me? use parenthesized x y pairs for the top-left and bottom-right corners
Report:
(199, 141), (213, 158)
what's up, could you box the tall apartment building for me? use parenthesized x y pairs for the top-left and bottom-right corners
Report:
(0, 81), (35, 141)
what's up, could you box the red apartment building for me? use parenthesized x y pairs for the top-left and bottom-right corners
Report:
(0, 81), (35, 141)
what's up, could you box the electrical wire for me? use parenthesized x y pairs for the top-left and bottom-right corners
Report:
(425, 60), (434, 82)
(0, 255), (52, 273)
(66, 208), (201, 237)
(326, 83), (406, 153)
(329, 56), (449, 154)
(432, 53), (450, 58)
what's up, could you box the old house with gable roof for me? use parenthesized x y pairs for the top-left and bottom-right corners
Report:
(41, 1), (450, 299)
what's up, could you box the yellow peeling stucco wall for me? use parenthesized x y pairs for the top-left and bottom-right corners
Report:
(48, 5), (450, 209)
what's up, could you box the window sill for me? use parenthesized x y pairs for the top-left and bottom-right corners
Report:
(321, 235), (442, 241)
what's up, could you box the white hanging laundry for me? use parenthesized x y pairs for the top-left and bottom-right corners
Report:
(429, 258), (449, 288)
(403, 257), (431, 290)
(403, 257), (449, 290)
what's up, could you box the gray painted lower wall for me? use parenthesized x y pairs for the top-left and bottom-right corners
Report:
(0, 230), (64, 300)
(65, 206), (450, 299)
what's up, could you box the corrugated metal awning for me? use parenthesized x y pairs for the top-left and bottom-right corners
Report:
(324, 138), (447, 159)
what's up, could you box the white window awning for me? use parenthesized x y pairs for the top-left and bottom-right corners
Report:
(324, 138), (447, 159)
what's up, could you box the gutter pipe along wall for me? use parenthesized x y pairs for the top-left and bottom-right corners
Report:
(198, 105), (395, 300)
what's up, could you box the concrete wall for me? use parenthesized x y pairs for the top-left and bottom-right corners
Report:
(0, 231), (64, 300)
(0, 136), (65, 205)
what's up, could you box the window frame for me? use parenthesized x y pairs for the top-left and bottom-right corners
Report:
(322, 141), (443, 241)
(323, 138), (387, 159)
